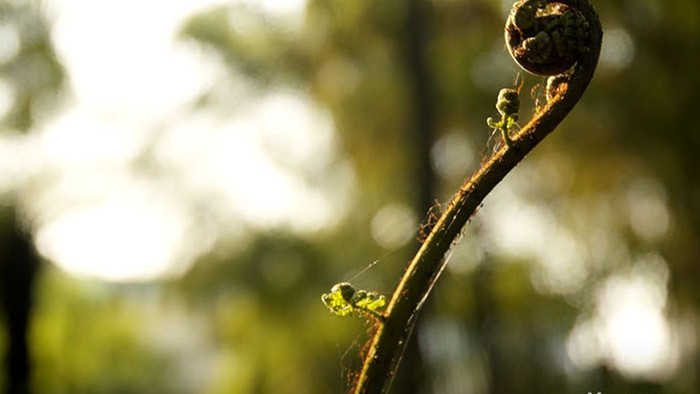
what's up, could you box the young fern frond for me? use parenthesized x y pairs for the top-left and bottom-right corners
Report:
(322, 282), (386, 322)
(487, 87), (521, 148)
(326, 1), (603, 393)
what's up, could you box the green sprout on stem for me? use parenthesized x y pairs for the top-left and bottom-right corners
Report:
(487, 87), (520, 148)
(322, 282), (386, 322)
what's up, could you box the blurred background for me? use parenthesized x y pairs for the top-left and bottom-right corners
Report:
(0, 0), (698, 393)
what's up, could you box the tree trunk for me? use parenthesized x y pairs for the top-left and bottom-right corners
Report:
(0, 207), (39, 394)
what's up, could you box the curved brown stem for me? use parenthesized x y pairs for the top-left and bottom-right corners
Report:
(351, 1), (602, 393)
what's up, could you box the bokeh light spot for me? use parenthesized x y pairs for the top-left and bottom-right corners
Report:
(431, 131), (475, 181)
(600, 28), (635, 72)
(371, 203), (417, 249)
(626, 178), (670, 243)
(0, 21), (20, 64)
(35, 187), (192, 282)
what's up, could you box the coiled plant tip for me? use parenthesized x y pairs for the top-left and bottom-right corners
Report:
(349, 1), (601, 393)
(506, 0), (598, 76)
(488, 87), (521, 148)
(322, 282), (387, 322)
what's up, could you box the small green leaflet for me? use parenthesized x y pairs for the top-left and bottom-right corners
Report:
(321, 282), (386, 322)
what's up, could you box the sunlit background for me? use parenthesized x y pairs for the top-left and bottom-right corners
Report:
(0, 0), (698, 393)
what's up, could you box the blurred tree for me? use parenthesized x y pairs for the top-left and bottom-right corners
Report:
(0, 1), (63, 393)
(376, 0), (436, 391)
(0, 207), (37, 394)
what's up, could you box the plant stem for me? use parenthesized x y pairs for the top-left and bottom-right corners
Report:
(501, 115), (514, 148)
(352, 1), (602, 393)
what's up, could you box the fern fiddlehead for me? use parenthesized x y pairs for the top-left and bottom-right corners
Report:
(506, 0), (595, 76)
(487, 87), (521, 148)
(348, 2), (602, 393)
(322, 282), (387, 322)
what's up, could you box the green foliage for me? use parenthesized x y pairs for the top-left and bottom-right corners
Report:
(0, 1), (63, 130)
(30, 269), (176, 394)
